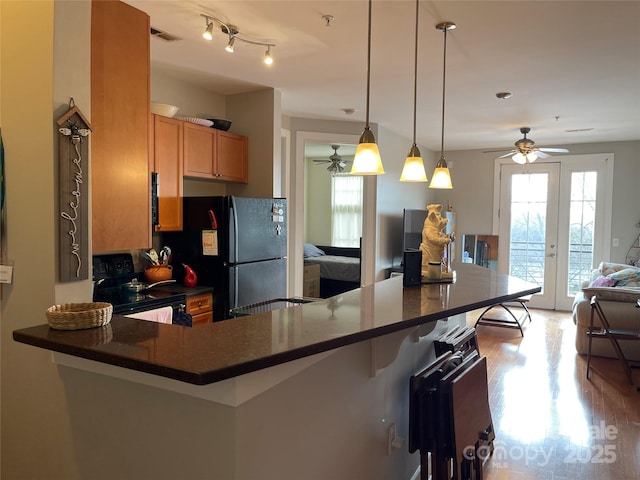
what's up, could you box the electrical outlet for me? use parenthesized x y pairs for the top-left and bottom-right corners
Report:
(387, 422), (405, 456)
(387, 423), (396, 456)
(613, 238), (620, 247)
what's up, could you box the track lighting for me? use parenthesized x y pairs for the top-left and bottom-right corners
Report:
(201, 14), (276, 65)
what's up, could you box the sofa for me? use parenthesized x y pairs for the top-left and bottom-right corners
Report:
(572, 261), (640, 362)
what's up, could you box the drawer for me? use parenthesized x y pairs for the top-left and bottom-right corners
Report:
(191, 311), (213, 326)
(185, 293), (213, 316)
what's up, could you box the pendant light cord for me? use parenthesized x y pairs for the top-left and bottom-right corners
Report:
(365, 0), (372, 128)
(412, 0), (419, 145)
(440, 26), (448, 157)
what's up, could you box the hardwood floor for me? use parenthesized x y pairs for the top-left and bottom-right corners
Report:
(464, 306), (640, 480)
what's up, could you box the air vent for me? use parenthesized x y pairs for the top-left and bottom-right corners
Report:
(150, 27), (181, 42)
(565, 128), (594, 133)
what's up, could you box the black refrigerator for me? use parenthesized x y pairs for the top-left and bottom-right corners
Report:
(162, 196), (287, 320)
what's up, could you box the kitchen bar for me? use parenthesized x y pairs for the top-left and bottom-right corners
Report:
(13, 263), (540, 386)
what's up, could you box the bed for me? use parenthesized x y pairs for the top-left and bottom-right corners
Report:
(304, 243), (361, 298)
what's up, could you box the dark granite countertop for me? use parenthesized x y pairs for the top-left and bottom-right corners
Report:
(13, 263), (539, 386)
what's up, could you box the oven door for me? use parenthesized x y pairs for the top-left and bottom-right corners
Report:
(119, 295), (189, 326)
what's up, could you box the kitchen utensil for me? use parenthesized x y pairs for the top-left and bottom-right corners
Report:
(183, 263), (198, 287)
(148, 249), (159, 265)
(141, 251), (157, 265)
(160, 246), (172, 265)
(122, 278), (175, 293)
(144, 264), (173, 283)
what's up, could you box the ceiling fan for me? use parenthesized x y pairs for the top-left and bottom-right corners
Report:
(312, 144), (351, 175)
(484, 127), (569, 164)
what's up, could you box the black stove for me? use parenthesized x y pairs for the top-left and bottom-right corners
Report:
(93, 254), (187, 318)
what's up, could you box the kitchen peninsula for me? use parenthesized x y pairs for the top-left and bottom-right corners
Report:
(15, 263), (538, 386)
(13, 263), (539, 480)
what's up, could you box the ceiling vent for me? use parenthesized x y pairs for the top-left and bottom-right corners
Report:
(150, 27), (181, 42)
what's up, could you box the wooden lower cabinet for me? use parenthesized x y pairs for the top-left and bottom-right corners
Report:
(186, 293), (213, 326)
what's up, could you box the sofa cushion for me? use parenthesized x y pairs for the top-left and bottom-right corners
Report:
(581, 286), (640, 303)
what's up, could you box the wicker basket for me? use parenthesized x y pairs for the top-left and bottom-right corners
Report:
(46, 302), (113, 330)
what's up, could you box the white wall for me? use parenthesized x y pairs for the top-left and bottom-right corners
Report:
(432, 141), (640, 264)
(2, 2), (78, 478)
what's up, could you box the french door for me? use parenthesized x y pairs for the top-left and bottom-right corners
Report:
(497, 155), (612, 310)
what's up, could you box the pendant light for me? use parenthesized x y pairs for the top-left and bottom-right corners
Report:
(350, 0), (385, 175)
(429, 21), (456, 189)
(400, 0), (428, 182)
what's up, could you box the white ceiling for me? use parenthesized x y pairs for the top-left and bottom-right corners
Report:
(126, 0), (640, 155)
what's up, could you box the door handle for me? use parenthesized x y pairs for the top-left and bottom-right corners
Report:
(547, 253), (556, 258)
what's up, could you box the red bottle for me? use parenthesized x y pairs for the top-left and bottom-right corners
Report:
(182, 263), (198, 287)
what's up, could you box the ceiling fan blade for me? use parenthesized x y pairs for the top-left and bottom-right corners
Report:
(313, 159), (330, 163)
(538, 147), (569, 153)
(496, 151), (516, 159)
(482, 149), (512, 154)
(534, 151), (551, 159)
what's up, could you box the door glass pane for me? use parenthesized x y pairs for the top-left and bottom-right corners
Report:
(509, 173), (548, 290)
(567, 171), (597, 295)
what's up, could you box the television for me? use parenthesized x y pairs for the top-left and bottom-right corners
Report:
(403, 208), (428, 253)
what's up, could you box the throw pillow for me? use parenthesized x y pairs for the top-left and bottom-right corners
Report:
(304, 243), (325, 258)
(608, 267), (640, 286)
(589, 275), (615, 287)
(598, 261), (631, 276)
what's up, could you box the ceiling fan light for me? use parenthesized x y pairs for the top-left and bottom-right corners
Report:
(429, 156), (453, 189)
(512, 152), (527, 164)
(526, 152), (538, 162)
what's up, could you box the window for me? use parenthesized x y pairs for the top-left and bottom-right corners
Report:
(331, 175), (362, 247)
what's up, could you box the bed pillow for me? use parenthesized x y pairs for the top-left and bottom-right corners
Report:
(304, 243), (325, 258)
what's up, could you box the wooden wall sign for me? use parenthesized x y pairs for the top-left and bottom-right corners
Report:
(57, 100), (91, 282)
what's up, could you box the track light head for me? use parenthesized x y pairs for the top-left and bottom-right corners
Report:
(264, 46), (273, 65)
(203, 22), (214, 40)
(225, 36), (235, 53)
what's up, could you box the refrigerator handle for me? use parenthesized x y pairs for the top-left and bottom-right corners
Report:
(230, 197), (239, 264)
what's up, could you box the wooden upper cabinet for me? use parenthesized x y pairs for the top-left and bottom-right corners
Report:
(216, 131), (248, 183)
(91, 0), (151, 252)
(183, 123), (248, 183)
(183, 122), (216, 178)
(152, 115), (183, 231)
